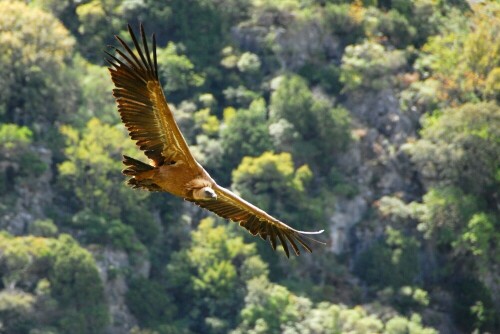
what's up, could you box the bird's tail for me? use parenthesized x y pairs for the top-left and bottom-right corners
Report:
(122, 155), (161, 191)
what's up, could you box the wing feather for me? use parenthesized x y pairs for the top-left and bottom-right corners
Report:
(188, 185), (324, 257)
(267, 224), (277, 250)
(276, 230), (290, 258)
(107, 24), (197, 168)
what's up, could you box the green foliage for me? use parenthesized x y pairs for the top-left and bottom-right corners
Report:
(48, 234), (108, 333)
(223, 85), (261, 108)
(59, 118), (130, 213)
(232, 151), (313, 220)
(74, 56), (119, 125)
(28, 219), (58, 238)
(383, 99), (500, 332)
(412, 187), (480, 242)
(417, 3), (499, 104)
(399, 79), (440, 114)
(451, 277), (498, 332)
(354, 228), (420, 289)
(167, 0), (251, 66)
(380, 186), (499, 278)
(74, 0), (124, 63)
(269, 74), (351, 169)
(298, 62), (342, 95)
(0, 1), (76, 127)
(379, 185), (499, 330)
(270, 75), (316, 140)
(0, 123), (47, 179)
(189, 105), (225, 173)
(340, 40), (406, 91)
(33, 0), (131, 64)
(0, 240), (31, 287)
(252, 0), (301, 12)
(237, 52), (261, 73)
(328, 167), (359, 197)
(231, 151), (326, 263)
(0, 123), (47, 191)
(416, 100), (500, 303)
(311, 100), (352, 168)
(233, 275), (438, 334)
(58, 118), (155, 251)
(221, 99), (273, 178)
(324, 3), (365, 46)
(193, 108), (220, 136)
(405, 187), (499, 277)
(127, 278), (177, 329)
(71, 210), (146, 254)
(158, 43), (205, 100)
(165, 217), (268, 333)
(364, 7), (416, 48)
(459, 213), (496, 259)
(0, 233), (108, 333)
(395, 0), (445, 47)
(0, 290), (36, 333)
(384, 314), (437, 334)
(406, 102), (500, 196)
(377, 285), (430, 315)
(232, 275), (312, 334)
(396, 101), (500, 282)
(0, 124), (32, 150)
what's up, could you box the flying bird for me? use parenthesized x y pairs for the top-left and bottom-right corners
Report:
(106, 24), (324, 257)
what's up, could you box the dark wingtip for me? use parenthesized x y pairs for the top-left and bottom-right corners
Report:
(152, 33), (158, 79)
(127, 25), (137, 44)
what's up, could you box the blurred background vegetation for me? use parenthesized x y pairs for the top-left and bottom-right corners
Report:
(0, 0), (498, 333)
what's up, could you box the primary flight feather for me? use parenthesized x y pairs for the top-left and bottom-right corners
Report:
(106, 24), (324, 257)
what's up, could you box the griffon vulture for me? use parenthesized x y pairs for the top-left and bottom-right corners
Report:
(106, 24), (324, 257)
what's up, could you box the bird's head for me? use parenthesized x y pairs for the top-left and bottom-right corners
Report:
(193, 186), (217, 201)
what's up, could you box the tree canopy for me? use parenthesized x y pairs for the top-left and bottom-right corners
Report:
(0, 0), (498, 333)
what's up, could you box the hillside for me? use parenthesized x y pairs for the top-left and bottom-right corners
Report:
(0, 1), (498, 333)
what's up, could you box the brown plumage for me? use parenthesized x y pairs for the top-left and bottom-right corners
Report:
(106, 24), (324, 257)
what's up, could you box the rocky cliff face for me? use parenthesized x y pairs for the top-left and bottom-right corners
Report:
(330, 89), (422, 255)
(331, 88), (482, 334)
(232, 11), (342, 71)
(91, 247), (151, 334)
(0, 146), (54, 235)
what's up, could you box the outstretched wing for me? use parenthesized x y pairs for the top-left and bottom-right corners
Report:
(106, 24), (197, 168)
(188, 185), (324, 257)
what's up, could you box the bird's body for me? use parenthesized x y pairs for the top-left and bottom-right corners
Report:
(140, 163), (205, 197)
(107, 24), (324, 257)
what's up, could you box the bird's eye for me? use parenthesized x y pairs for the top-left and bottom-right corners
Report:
(169, 160), (176, 165)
